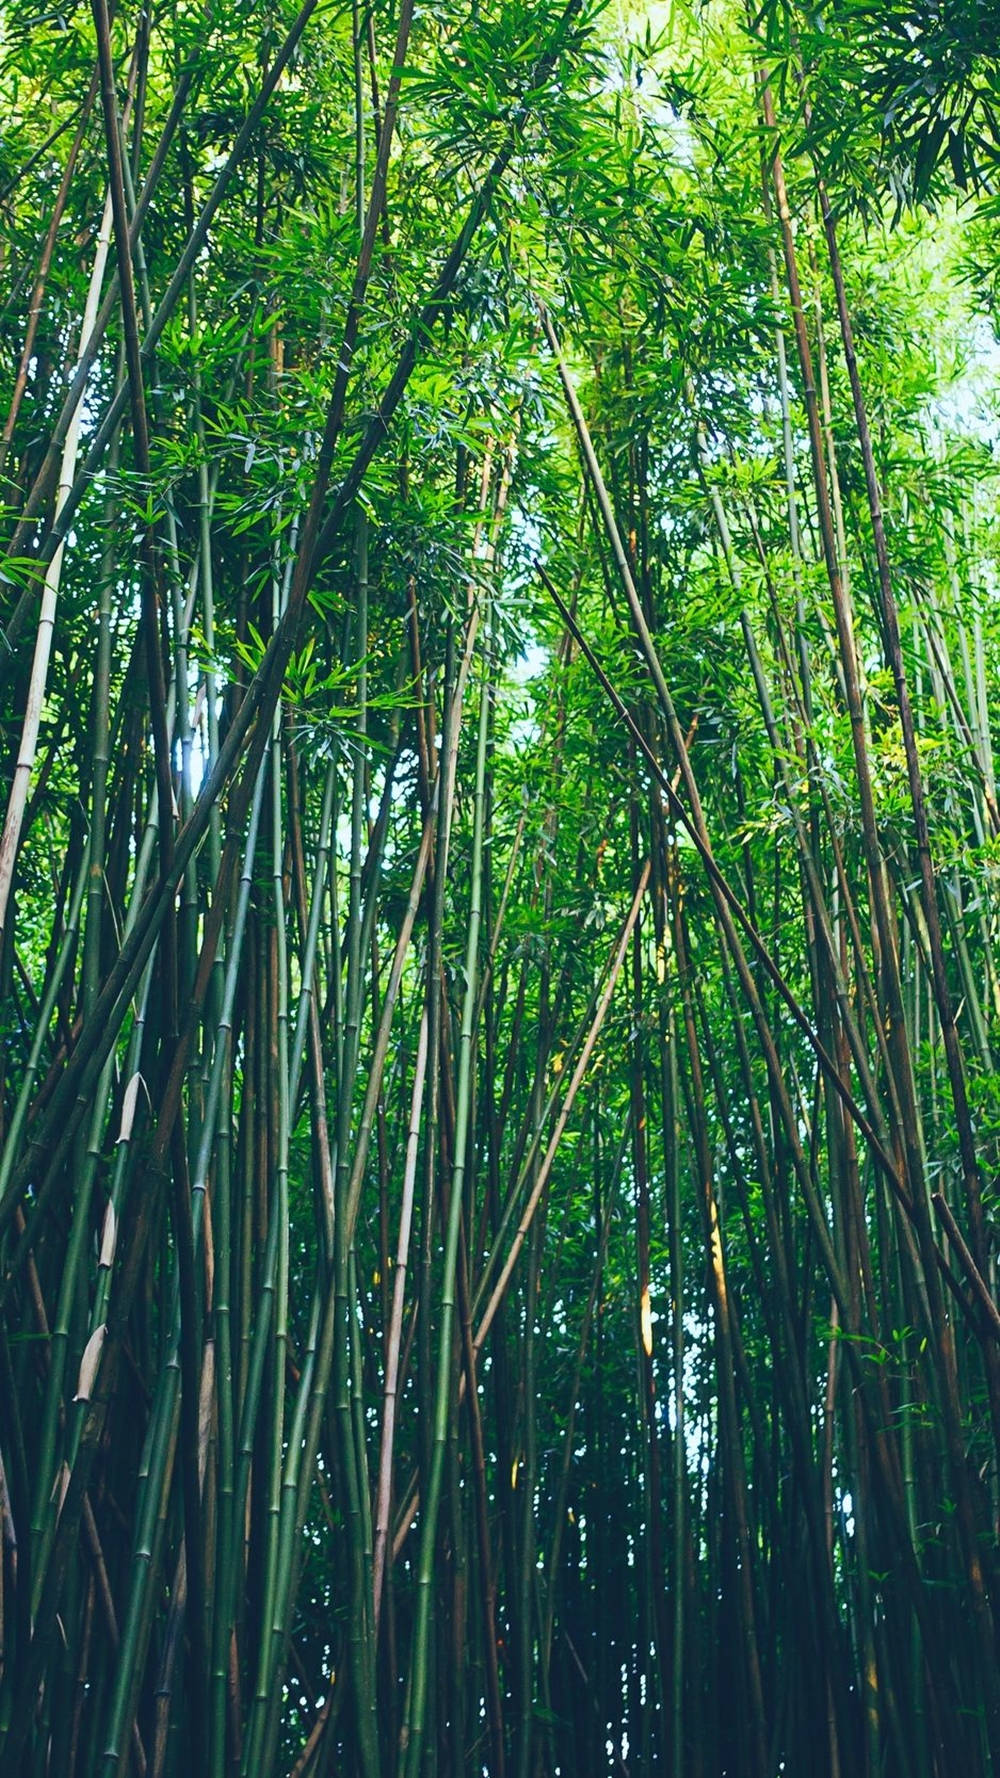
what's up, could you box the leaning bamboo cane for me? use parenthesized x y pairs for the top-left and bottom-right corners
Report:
(0, 186), (113, 944)
(473, 862), (650, 1357)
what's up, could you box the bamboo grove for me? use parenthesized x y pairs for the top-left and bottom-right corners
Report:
(5, 0), (1000, 1772)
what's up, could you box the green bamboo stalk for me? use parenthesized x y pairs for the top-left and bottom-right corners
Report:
(401, 604), (492, 1778)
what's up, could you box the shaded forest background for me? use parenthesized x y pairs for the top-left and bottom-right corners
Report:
(4, 0), (1000, 1772)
